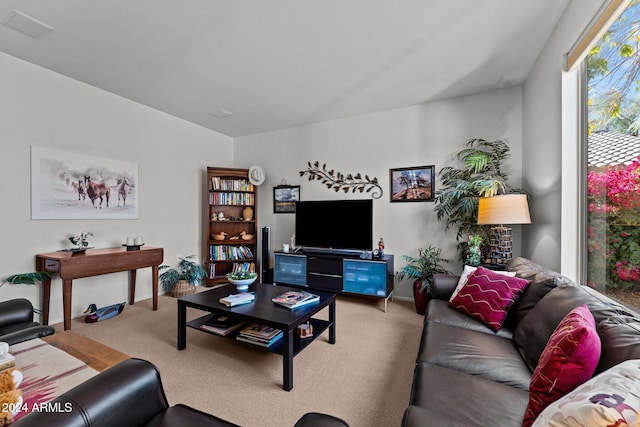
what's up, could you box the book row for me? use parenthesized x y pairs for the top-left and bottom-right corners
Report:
(209, 261), (256, 278)
(209, 192), (255, 206)
(210, 177), (255, 192)
(209, 245), (254, 261)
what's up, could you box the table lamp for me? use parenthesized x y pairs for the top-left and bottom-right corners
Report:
(477, 194), (531, 266)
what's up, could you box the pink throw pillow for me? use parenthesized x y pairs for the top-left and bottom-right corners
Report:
(522, 304), (601, 427)
(449, 266), (530, 331)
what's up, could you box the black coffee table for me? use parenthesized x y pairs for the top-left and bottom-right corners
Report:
(177, 283), (336, 391)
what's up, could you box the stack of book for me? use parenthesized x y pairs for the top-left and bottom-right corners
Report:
(219, 292), (255, 307)
(272, 290), (320, 310)
(0, 342), (14, 371)
(199, 313), (245, 336)
(236, 324), (283, 348)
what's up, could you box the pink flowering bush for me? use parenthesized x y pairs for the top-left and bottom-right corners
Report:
(587, 157), (640, 290)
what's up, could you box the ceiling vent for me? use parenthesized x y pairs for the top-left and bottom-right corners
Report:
(1, 10), (54, 39)
(208, 108), (233, 118)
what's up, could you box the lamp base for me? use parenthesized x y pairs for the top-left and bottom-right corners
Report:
(487, 226), (513, 265)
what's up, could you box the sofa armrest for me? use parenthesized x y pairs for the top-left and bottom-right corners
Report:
(0, 325), (55, 345)
(0, 299), (34, 326)
(13, 358), (169, 427)
(430, 274), (460, 300)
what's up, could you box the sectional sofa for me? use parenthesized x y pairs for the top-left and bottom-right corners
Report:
(402, 257), (640, 426)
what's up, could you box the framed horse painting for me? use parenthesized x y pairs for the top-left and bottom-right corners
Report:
(31, 146), (139, 219)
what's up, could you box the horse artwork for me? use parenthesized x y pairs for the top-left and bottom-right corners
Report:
(31, 146), (139, 219)
(117, 177), (130, 206)
(84, 175), (110, 208)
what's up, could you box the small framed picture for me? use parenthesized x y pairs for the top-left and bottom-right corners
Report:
(273, 185), (300, 213)
(389, 165), (435, 202)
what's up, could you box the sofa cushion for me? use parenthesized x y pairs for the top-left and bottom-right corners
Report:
(508, 257), (574, 286)
(449, 266), (530, 332)
(531, 359), (640, 427)
(426, 299), (514, 339)
(410, 362), (529, 427)
(513, 284), (634, 372)
(522, 305), (601, 427)
(596, 315), (640, 374)
(418, 322), (531, 390)
(449, 265), (516, 301)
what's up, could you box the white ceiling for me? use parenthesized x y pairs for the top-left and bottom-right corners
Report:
(0, 1), (570, 138)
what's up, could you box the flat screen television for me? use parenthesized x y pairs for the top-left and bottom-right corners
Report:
(295, 199), (373, 252)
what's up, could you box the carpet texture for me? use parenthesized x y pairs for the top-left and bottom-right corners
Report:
(51, 288), (423, 427)
(10, 338), (99, 422)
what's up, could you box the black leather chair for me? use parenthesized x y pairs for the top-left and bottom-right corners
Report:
(13, 358), (349, 427)
(0, 298), (55, 345)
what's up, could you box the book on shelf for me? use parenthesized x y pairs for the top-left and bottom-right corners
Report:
(204, 313), (243, 328)
(236, 333), (282, 348)
(272, 290), (320, 309)
(0, 353), (15, 371)
(219, 292), (255, 307)
(200, 321), (245, 336)
(236, 324), (283, 347)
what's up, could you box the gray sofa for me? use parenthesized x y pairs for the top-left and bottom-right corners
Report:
(402, 257), (640, 426)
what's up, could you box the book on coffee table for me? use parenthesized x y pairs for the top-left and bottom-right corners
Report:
(219, 292), (255, 307)
(237, 324), (283, 347)
(200, 321), (245, 336)
(272, 290), (320, 309)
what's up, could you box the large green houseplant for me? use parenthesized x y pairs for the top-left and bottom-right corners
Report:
(1, 272), (52, 287)
(434, 138), (523, 261)
(159, 255), (207, 297)
(397, 245), (451, 314)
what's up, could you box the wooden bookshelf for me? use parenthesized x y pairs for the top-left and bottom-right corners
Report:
(205, 167), (258, 286)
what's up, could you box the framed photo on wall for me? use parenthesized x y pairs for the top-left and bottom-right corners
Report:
(389, 165), (435, 202)
(273, 185), (300, 213)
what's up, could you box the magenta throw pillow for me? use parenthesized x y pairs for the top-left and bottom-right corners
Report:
(449, 266), (530, 331)
(522, 304), (601, 427)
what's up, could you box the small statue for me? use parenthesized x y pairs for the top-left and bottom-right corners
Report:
(378, 238), (385, 254)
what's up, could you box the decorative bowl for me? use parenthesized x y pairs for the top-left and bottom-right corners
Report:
(227, 274), (258, 291)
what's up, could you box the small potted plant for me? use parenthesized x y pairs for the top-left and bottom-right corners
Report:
(397, 245), (451, 315)
(467, 235), (483, 266)
(226, 271), (258, 292)
(159, 255), (207, 297)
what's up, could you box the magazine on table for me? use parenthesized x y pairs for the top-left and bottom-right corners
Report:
(272, 290), (320, 309)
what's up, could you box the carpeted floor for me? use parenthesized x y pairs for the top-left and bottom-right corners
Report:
(50, 288), (424, 427)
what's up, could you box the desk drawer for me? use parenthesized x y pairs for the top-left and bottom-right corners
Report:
(44, 259), (60, 272)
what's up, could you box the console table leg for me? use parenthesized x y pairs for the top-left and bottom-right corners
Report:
(177, 302), (186, 350)
(63, 279), (73, 331)
(152, 265), (159, 310)
(283, 329), (294, 391)
(41, 277), (51, 326)
(129, 269), (137, 305)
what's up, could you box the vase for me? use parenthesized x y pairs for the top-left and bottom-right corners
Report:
(242, 206), (254, 221)
(467, 245), (481, 267)
(413, 280), (429, 315)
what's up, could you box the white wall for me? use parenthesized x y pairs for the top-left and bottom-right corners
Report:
(522, 0), (605, 273)
(0, 52), (233, 324)
(234, 86), (524, 299)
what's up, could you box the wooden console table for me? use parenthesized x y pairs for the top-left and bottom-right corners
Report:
(35, 246), (164, 330)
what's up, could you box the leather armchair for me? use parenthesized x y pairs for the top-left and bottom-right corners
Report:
(0, 298), (54, 345)
(13, 358), (349, 427)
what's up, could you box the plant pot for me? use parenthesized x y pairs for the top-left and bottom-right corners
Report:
(413, 280), (429, 315)
(168, 280), (196, 298)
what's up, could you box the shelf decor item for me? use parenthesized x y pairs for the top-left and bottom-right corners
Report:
(159, 255), (207, 297)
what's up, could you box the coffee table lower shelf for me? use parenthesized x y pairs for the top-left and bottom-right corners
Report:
(187, 315), (331, 356)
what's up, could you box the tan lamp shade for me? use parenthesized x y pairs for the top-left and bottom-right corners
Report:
(477, 194), (531, 225)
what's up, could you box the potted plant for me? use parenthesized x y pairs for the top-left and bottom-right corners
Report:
(397, 245), (451, 315)
(159, 255), (207, 298)
(434, 138), (524, 261)
(467, 235), (483, 266)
